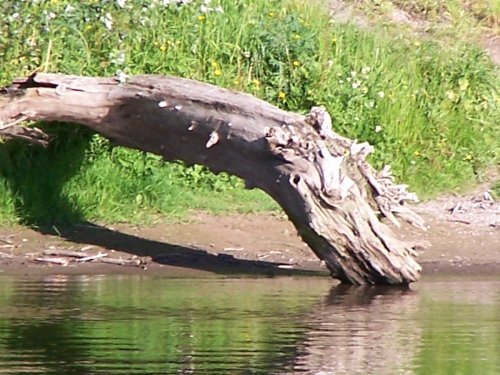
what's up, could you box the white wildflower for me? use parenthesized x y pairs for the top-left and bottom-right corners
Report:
(117, 0), (126, 8)
(110, 51), (126, 65)
(215, 5), (224, 13)
(103, 12), (113, 30)
(8, 12), (19, 22)
(378, 91), (385, 98)
(361, 66), (371, 75)
(375, 125), (382, 133)
(352, 81), (361, 89)
(115, 70), (128, 83)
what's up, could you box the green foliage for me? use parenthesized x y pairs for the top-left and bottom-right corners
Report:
(0, 0), (498, 223)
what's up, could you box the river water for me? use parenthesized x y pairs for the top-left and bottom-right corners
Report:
(0, 275), (498, 375)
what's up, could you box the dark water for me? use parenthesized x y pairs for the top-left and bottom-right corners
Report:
(0, 275), (498, 375)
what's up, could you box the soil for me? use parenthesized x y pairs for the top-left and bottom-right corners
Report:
(0, 189), (498, 281)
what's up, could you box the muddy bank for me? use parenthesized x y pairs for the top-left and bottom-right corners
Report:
(0, 190), (498, 280)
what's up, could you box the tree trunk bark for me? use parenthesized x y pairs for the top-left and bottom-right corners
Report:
(0, 73), (425, 285)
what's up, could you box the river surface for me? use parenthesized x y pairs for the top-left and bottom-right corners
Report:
(0, 275), (498, 374)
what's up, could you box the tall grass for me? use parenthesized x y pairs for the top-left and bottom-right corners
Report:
(0, 0), (498, 225)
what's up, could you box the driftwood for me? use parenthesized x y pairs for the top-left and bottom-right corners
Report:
(43, 249), (92, 258)
(34, 257), (70, 266)
(77, 252), (109, 262)
(100, 257), (145, 267)
(42, 249), (109, 262)
(0, 73), (426, 285)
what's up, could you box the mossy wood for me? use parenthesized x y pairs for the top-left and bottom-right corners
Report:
(0, 73), (425, 285)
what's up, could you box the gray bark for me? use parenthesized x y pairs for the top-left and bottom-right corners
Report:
(0, 73), (425, 284)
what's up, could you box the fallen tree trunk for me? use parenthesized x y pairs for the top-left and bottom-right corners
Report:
(0, 73), (425, 285)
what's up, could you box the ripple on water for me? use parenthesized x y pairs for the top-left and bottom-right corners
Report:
(0, 276), (498, 374)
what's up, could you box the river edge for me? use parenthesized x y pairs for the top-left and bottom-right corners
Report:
(0, 193), (498, 281)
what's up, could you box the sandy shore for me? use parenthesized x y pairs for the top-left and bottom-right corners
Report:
(0, 189), (498, 281)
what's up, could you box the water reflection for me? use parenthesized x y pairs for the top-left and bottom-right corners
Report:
(0, 276), (498, 375)
(289, 285), (420, 375)
(1, 275), (95, 374)
(0, 276), (332, 375)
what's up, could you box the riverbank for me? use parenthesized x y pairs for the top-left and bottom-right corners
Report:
(1, 188), (498, 280)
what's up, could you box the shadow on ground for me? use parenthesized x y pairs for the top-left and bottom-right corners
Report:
(37, 222), (324, 277)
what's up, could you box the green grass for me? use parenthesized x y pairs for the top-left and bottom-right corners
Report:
(0, 0), (498, 225)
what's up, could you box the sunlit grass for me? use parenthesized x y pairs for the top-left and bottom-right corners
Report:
(0, 0), (498, 224)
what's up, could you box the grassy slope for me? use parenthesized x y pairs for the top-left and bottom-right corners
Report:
(0, 0), (498, 225)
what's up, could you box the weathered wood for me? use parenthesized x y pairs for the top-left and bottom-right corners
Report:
(77, 252), (108, 262)
(0, 73), (425, 285)
(43, 249), (91, 258)
(34, 257), (69, 266)
(100, 257), (144, 267)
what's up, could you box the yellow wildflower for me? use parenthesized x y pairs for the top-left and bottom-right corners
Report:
(214, 69), (222, 76)
(198, 15), (206, 22)
(292, 60), (300, 67)
(278, 91), (286, 100)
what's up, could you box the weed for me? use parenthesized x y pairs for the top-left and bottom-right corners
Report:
(0, 0), (498, 224)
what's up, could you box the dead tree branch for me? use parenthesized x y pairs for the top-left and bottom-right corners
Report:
(0, 73), (425, 284)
